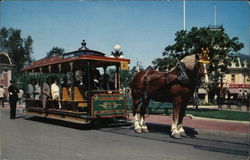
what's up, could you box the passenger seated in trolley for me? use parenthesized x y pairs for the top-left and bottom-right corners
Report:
(92, 68), (101, 90)
(51, 78), (62, 109)
(101, 74), (115, 91)
(34, 80), (41, 100)
(42, 80), (50, 112)
(62, 77), (70, 88)
(27, 81), (34, 99)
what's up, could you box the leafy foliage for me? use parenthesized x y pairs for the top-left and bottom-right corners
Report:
(46, 47), (64, 58)
(108, 66), (137, 88)
(152, 27), (244, 83)
(0, 27), (33, 75)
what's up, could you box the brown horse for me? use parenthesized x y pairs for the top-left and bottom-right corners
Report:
(131, 54), (207, 138)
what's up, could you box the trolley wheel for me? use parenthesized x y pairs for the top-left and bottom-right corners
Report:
(90, 117), (101, 129)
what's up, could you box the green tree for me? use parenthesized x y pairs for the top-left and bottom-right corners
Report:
(0, 27), (33, 75)
(120, 66), (137, 88)
(108, 66), (137, 88)
(0, 27), (9, 50)
(24, 35), (33, 64)
(46, 47), (64, 58)
(152, 27), (244, 83)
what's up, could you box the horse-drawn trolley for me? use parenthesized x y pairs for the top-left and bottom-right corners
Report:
(21, 42), (130, 126)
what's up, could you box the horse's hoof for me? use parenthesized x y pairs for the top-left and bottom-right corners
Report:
(142, 128), (149, 133)
(171, 133), (182, 139)
(135, 128), (142, 133)
(180, 132), (187, 137)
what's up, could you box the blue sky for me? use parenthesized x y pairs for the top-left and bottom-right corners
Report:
(0, 1), (249, 67)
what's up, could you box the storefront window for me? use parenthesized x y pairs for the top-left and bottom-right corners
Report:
(231, 74), (235, 83)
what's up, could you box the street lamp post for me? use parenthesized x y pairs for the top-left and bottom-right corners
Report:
(111, 44), (123, 58)
(111, 45), (124, 90)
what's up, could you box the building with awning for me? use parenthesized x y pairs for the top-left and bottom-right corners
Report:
(197, 55), (250, 103)
(0, 52), (14, 94)
(223, 56), (250, 99)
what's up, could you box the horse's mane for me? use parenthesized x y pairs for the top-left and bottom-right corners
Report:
(165, 54), (196, 74)
(180, 54), (196, 71)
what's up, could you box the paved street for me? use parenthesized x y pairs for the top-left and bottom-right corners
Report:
(0, 109), (249, 160)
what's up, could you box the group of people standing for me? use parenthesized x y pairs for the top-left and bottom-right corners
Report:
(237, 89), (249, 109)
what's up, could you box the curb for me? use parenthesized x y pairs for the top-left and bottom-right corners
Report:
(195, 128), (249, 138)
(187, 114), (250, 124)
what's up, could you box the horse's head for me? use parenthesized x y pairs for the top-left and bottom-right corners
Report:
(196, 48), (211, 78)
(180, 52), (210, 85)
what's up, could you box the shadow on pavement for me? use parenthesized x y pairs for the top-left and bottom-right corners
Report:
(22, 114), (248, 157)
(98, 123), (249, 157)
(24, 116), (91, 130)
(146, 123), (198, 138)
(15, 115), (26, 119)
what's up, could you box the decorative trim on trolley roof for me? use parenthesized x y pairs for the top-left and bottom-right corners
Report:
(21, 54), (130, 72)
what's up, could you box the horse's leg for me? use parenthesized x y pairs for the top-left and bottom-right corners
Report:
(177, 105), (187, 137)
(171, 96), (182, 139)
(140, 99), (150, 133)
(133, 98), (142, 133)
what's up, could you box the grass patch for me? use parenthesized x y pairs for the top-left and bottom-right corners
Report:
(185, 109), (250, 121)
(127, 101), (249, 121)
(146, 108), (250, 121)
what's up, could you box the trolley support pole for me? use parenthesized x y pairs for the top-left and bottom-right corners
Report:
(115, 64), (120, 90)
(87, 61), (91, 116)
(58, 64), (62, 99)
(69, 62), (74, 101)
(39, 67), (44, 93)
(48, 65), (52, 85)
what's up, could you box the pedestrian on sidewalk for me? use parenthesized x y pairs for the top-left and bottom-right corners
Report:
(237, 89), (243, 110)
(193, 88), (199, 110)
(243, 90), (249, 111)
(0, 85), (5, 108)
(8, 80), (19, 119)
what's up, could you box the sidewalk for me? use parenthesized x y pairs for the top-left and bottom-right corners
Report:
(1, 102), (25, 111)
(141, 114), (249, 135)
(187, 104), (249, 112)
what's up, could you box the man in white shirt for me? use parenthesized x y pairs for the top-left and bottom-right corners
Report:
(51, 79), (61, 109)
(0, 85), (5, 108)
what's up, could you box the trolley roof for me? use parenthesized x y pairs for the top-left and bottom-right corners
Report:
(21, 49), (130, 73)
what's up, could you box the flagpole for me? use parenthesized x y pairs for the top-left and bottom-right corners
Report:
(183, 0), (186, 31)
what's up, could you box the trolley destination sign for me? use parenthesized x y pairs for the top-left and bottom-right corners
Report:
(92, 94), (126, 116)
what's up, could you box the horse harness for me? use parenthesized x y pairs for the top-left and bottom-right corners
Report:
(176, 58), (192, 87)
(142, 69), (168, 100)
(141, 59), (196, 103)
(143, 60), (191, 89)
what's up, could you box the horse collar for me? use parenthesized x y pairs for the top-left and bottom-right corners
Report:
(176, 62), (192, 87)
